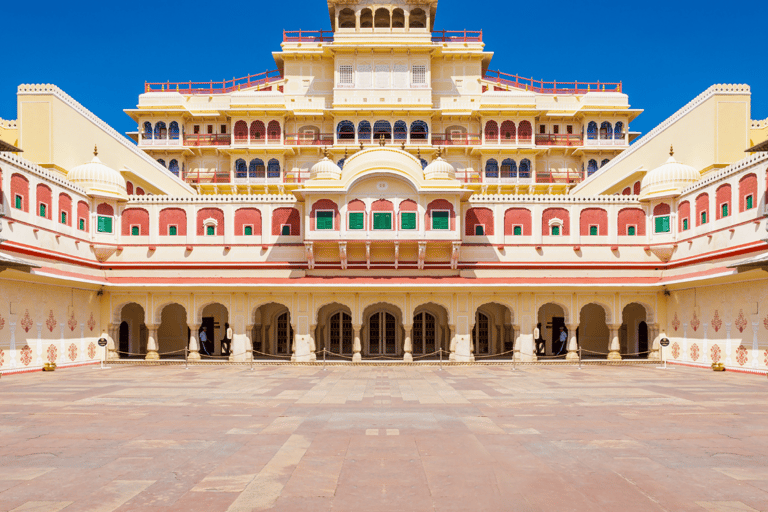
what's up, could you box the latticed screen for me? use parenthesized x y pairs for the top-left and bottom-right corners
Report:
(349, 212), (364, 230)
(97, 216), (112, 233)
(385, 313), (396, 354)
(375, 65), (390, 89)
(330, 313), (340, 353)
(412, 65), (426, 85)
(369, 313), (380, 354)
(342, 313), (353, 353)
(339, 65), (353, 85)
(277, 312), (291, 354)
(413, 313), (423, 354)
(424, 313), (435, 353)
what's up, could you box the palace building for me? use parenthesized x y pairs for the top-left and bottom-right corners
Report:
(0, 0), (767, 372)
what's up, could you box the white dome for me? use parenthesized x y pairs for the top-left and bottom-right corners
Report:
(423, 153), (456, 180)
(309, 154), (342, 180)
(68, 147), (127, 200)
(639, 147), (699, 200)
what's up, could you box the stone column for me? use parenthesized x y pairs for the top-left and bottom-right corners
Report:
(511, 324), (521, 361)
(309, 324), (317, 362)
(188, 324), (201, 361)
(448, 324), (456, 361)
(566, 323), (579, 361)
(145, 324), (160, 360)
(403, 323), (413, 362)
(648, 323), (660, 359)
(107, 323), (119, 360)
(290, 324), (298, 362)
(246, 324), (254, 361)
(607, 323), (622, 360)
(352, 324), (362, 362)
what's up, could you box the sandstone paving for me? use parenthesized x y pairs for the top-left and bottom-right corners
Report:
(0, 364), (767, 511)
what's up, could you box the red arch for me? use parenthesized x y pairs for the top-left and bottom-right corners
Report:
(466, 207), (494, 235)
(97, 203), (114, 216)
(58, 193), (72, 226)
(425, 199), (455, 231)
(739, 173), (757, 212)
(542, 207), (569, 235)
(197, 207), (224, 236)
(617, 207), (645, 236)
(36, 183), (52, 219)
(580, 207), (608, 236)
(159, 208), (187, 236)
(695, 193), (709, 226)
(272, 207), (300, 236)
(10, 173), (29, 212)
(716, 183), (732, 219)
(122, 208), (149, 236)
(77, 201), (90, 231)
(235, 208), (262, 235)
(678, 201), (690, 231)
(311, 199), (340, 231)
(500, 121), (516, 140)
(504, 208), (531, 236)
(484, 120), (498, 140)
(234, 120), (248, 140)
(653, 203), (670, 216)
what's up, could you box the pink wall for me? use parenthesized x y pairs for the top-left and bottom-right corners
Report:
(739, 173), (757, 212)
(160, 208), (187, 236)
(310, 199), (339, 231)
(678, 201), (690, 231)
(122, 208), (149, 236)
(197, 208), (225, 236)
(617, 208), (645, 235)
(541, 207), (569, 235)
(695, 193), (709, 226)
(716, 184), (732, 219)
(36, 184), (52, 218)
(235, 207), (262, 235)
(579, 208), (608, 236)
(58, 193), (72, 225)
(425, 199), (455, 230)
(11, 173), (29, 212)
(97, 203), (114, 216)
(653, 203), (670, 216)
(272, 207), (300, 236)
(504, 208), (531, 236)
(77, 201), (89, 231)
(465, 207), (494, 235)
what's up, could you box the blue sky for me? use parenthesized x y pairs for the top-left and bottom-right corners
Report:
(2, 0), (766, 140)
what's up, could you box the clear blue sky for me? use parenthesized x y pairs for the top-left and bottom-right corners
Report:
(3, 0), (766, 140)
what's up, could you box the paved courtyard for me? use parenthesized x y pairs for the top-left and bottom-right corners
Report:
(1, 364), (767, 512)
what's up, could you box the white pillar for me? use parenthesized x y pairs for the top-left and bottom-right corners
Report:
(403, 323), (413, 362)
(352, 324), (362, 362)
(607, 323), (622, 360)
(309, 324), (317, 362)
(145, 324), (159, 360)
(566, 323), (579, 361)
(188, 324), (201, 361)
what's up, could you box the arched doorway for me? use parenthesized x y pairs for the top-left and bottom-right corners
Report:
(412, 303), (450, 359)
(119, 303), (146, 358)
(200, 303), (229, 357)
(252, 303), (292, 358)
(579, 303), (609, 359)
(639, 322), (649, 355)
(537, 303), (567, 356)
(119, 321), (129, 356)
(473, 303), (514, 358)
(369, 311), (397, 356)
(620, 303), (649, 358)
(158, 303), (187, 358)
(315, 302), (354, 359)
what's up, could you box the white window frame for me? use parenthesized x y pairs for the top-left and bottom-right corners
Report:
(338, 65), (353, 87)
(548, 217), (563, 236)
(243, 224), (254, 236)
(372, 211), (394, 231)
(14, 194), (23, 210)
(412, 65), (426, 86)
(347, 211), (365, 230)
(280, 223), (291, 236)
(203, 217), (218, 236)
(588, 224), (599, 236)
(430, 209), (451, 230)
(626, 224), (637, 236)
(167, 224), (178, 236)
(718, 201), (730, 218)
(744, 193), (754, 210)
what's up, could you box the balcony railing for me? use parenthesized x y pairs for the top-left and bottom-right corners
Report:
(145, 69), (282, 94)
(484, 70), (622, 95)
(584, 137), (626, 146)
(232, 135), (283, 145)
(431, 30), (482, 42)
(485, 136), (533, 145)
(284, 133), (335, 146)
(535, 170), (584, 184)
(432, 134), (481, 146)
(184, 134), (231, 146)
(140, 136), (181, 146)
(283, 30), (334, 42)
(184, 171), (232, 185)
(535, 134), (583, 146)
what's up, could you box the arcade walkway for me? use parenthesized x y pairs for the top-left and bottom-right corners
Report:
(1, 365), (766, 511)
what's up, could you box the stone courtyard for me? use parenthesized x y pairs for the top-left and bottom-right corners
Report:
(0, 364), (767, 512)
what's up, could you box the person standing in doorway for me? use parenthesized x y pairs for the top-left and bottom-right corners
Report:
(556, 325), (568, 356)
(199, 326), (211, 356)
(222, 323), (233, 356)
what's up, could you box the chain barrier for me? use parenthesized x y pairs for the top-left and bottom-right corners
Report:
(473, 348), (516, 359)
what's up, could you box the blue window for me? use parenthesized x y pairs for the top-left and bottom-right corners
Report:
(154, 121), (167, 139)
(485, 159), (498, 178)
(169, 159), (180, 176)
(501, 158), (517, 178)
(267, 158), (280, 178)
(235, 158), (247, 178)
(614, 122), (624, 139)
(157, 158), (166, 168)
(601, 158), (610, 168)
(587, 121), (598, 140)
(420, 158), (428, 170)
(337, 158), (345, 169)
(394, 120), (407, 140)
(169, 121), (180, 140)
(373, 120), (391, 140)
(600, 121), (613, 139)
(358, 121), (371, 142)
(519, 159), (531, 178)
(337, 120), (355, 140)
(410, 120), (428, 140)
(143, 121), (152, 139)
(249, 158), (265, 178)
(587, 159), (598, 176)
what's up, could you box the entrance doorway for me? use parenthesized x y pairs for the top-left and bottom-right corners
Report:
(201, 316), (216, 355)
(550, 316), (566, 354)
(119, 321), (129, 356)
(638, 321), (648, 355)
(369, 311), (397, 355)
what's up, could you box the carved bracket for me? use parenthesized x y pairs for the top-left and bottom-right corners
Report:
(451, 241), (461, 270)
(304, 241), (314, 270)
(339, 241), (348, 270)
(417, 241), (427, 270)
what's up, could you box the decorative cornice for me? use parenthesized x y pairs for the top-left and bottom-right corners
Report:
(0, 151), (88, 196)
(679, 152), (768, 197)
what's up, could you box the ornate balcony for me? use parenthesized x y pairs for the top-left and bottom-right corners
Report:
(184, 134), (231, 147)
(535, 134), (583, 147)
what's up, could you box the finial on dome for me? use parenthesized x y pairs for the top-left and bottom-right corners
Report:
(360, 141), (364, 151)
(93, 145), (98, 157)
(669, 145), (674, 156)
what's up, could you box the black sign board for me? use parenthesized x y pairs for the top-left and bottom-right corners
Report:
(660, 338), (670, 347)
(97, 338), (108, 347)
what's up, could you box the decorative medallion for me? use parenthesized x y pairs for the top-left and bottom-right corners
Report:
(87, 342), (97, 360)
(735, 310), (747, 333)
(710, 344), (721, 363)
(67, 312), (77, 331)
(690, 311), (700, 332)
(45, 310), (57, 333)
(376, 181), (388, 191)
(671, 342), (680, 360)
(20, 345), (32, 366)
(67, 343), (78, 362)
(671, 312), (680, 332)
(87, 313), (96, 332)
(20, 310), (33, 333)
(690, 343), (700, 362)
(46, 345), (58, 363)
(711, 310), (722, 332)
(0, 312), (4, 330)
(735, 345), (748, 366)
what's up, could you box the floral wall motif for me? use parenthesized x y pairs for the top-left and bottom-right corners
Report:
(68, 312), (77, 331)
(20, 345), (32, 366)
(764, 315), (768, 331)
(734, 310), (747, 333)
(0, 313), (5, 330)
(67, 343), (78, 362)
(46, 345), (58, 363)
(691, 311), (700, 332)
(711, 310), (722, 332)
(710, 344), (721, 363)
(20, 310), (33, 333)
(690, 343), (700, 361)
(87, 313), (96, 332)
(671, 342), (680, 359)
(672, 313), (680, 332)
(45, 310), (57, 332)
(87, 342), (97, 359)
(0, 349), (4, 367)
(735, 345), (748, 366)
(764, 350), (768, 367)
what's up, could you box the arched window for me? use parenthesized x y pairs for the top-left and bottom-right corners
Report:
(420, 158), (428, 170)
(267, 120), (281, 141)
(410, 8), (426, 28)
(358, 120), (371, 142)
(328, 312), (353, 354)
(393, 120), (407, 140)
(168, 159), (180, 176)
(154, 121), (167, 139)
(338, 7), (355, 28)
(169, 121), (179, 140)
(360, 8), (373, 28)
(500, 120), (516, 141)
(374, 7), (390, 28)
(234, 121), (248, 140)
(235, 158), (247, 178)
(276, 311), (293, 355)
(519, 159), (531, 178)
(392, 8), (405, 28)
(587, 159), (598, 175)
(143, 122), (152, 139)
(600, 121), (612, 139)
(250, 120), (265, 140)
(501, 158), (517, 178)
(337, 120), (355, 140)
(413, 311), (436, 355)
(587, 121), (598, 140)
(157, 158), (166, 168)
(249, 158), (265, 178)
(410, 120), (428, 140)
(267, 159), (280, 178)
(373, 120), (392, 140)
(518, 120), (532, 141)
(337, 158), (345, 169)
(601, 158), (610, 168)
(484, 120), (498, 140)
(614, 122), (624, 139)
(485, 159), (499, 178)
(473, 312), (490, 354)
(369, 311), (397, 355)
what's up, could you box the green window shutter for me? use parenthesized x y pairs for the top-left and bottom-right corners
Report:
(79, 218), (85, 231)
(281, 225), (291, 236)
(97, 216), (112, 233)
(513, 226), (522, 236)
(15, 195), (22, 209)
(400, 212), (416, 230)
(131, 226), (139, 236)
(432, 211), (449, 230)
(373, 212), (392, 230)
(206, 225), (215, 236)
(746, 195), (753, 210)
(683, 218), (688, 231)
(244, 226), (253, 236)
(589, 225), (598, 236)
(316, 211), (334, 230)
(39, 203), (46, 217)
(721, 203), (728, 217)
(628, 226), (636, 236)
(61, 211), (67, 224)
(701, 211), (707, 224)
(655, 216), (670, 233)
(169, 225), (177, 236)
(349, 212), (364, 230)
(475, 225), (484, 235)
(551, 225), (560, 236)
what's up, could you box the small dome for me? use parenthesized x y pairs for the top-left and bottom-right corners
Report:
(309, 150), (342, 180)
(423, 150), (455, 180)
(68, 146), (127, 200)
(639, 147), (699, 200)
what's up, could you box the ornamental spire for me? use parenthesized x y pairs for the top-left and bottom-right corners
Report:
(669, 145), (674, 156)
(94, 145), (98, 156)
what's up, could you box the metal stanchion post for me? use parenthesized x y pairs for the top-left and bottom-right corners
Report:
(439, 348), (442, 371)
(250, 350), (254, 371)
(578, 345), (582, 370)
(185, 346), (188, 370)
(512, 351), (516, 371)
(323, 348), (326, 371)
